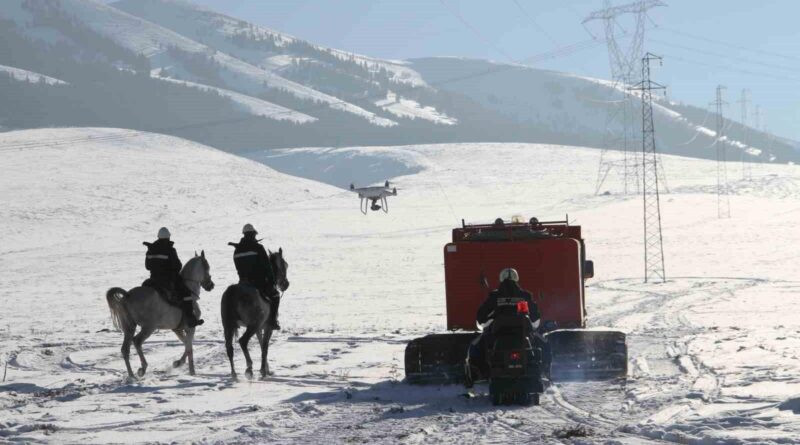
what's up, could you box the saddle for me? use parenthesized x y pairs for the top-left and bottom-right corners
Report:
(142, 278), (182, 307)
(237, 280), (275, 304)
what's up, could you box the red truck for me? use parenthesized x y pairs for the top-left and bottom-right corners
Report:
(405, 217), (627, 383)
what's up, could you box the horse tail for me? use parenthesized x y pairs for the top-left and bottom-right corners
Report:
(106, 287), (134, 332)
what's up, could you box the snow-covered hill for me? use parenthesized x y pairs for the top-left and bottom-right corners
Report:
(2, 0), (395, 126)
(2, 128), (800, 443)
(113, 0), (426, 88)
(2, 0), (797, 162)
(155, 76), (316, 123)
(410, 57), (799, 164)
(0, 64), (68, 85)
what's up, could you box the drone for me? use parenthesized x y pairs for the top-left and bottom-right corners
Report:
(349, 180), (397, 214)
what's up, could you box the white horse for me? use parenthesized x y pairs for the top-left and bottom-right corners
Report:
(105, 251), (214, 378)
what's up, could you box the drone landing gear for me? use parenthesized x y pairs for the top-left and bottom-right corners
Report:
(360, 196), (389, 215)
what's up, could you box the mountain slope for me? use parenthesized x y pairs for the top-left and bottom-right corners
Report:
(4, 0), (395, 126)
(0, 64), (68, 85)
(114, 0), (427, 87)
(0, 0), (796, 164)
(410, 57), (800, 164)
(156, 76), (315, 123)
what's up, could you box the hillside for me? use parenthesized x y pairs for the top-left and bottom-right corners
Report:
(2, 128), (800, 443)
(410, 57), (799, 163)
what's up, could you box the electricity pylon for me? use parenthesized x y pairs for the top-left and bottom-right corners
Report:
(631, 53), (666, 283)
(712, 85), (731, 219)
(584, 0), (667, 195)
(738, 89), (752, 181)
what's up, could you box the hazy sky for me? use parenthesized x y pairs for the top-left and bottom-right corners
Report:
(184, 0), (800, 141)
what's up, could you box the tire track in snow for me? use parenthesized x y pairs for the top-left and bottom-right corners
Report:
(565, 276), (768, 440)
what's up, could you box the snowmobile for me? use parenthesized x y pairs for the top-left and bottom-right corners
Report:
(482, 299), (544, 405)
(405, 217), (627, 386)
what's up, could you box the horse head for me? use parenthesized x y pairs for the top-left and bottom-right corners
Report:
(269, 247), (290, 293)
(187, 250), (215, 292)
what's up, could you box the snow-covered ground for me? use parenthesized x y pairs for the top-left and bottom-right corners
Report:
(375, 91), (457, 125)
(155, 76), (316, 123)
(2, 128), (800, 443)
(0, 64), (68, 86)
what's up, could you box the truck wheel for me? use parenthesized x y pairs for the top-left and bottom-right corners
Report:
(532, 393), (540, 406)
(517, 392), (531, 406)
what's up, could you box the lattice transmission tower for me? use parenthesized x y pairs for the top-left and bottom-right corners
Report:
(712, 85), (731, 219)
(738, 89), (753, 181)
(631, 53), (665, 283)
(584, 0), (666, 195)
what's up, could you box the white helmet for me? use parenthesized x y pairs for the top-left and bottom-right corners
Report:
(242, 223), (257, 234)
(157, 227), (171, 239)
(499, 268), (519, 282)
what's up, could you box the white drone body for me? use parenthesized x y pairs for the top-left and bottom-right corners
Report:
(349, 180), (397, 214)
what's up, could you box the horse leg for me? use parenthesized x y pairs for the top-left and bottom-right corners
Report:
(238, 326), (257, 379)
(255, 329), (263, 376)
(224, 325), (237, 379)
(185, 327), (196, 376)
(173, 329), (188, 368)
(121, 328), (135, 378)
(133, 326), (155, 377)
(260, 327), (274, 378)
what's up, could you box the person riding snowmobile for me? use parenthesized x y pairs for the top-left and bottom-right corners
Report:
(231, 224), (281, 330)
(143, 227), (204, 327)
(465, 268), (540, 387)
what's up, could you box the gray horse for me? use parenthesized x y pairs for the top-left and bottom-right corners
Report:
(106, 251), (214, 378)
(221, 248), (289, 379)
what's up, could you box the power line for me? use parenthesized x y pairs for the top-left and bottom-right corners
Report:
(647, 37), (800, 76)
(438, 0), (516, 62)
(676, 107), (712, 146)
(519, 38), (606, 64)
(657, 52), (800, 83)
(737, 88), (753, 181)
(511, 0), (560, 48)
(653, 25), (800, 64)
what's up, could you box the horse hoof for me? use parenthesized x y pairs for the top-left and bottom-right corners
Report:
(245, 369), (253, 379)
(173, 360), (183, 368)
(137, 368), (146, 377)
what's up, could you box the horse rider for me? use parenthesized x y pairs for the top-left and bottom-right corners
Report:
(231, 224), (281, 330)
(465, 268), (541, 386)
(143, 227), (204, 327)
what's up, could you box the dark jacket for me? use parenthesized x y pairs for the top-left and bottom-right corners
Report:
(476, 280), (539, 325)
(145, 239), (182, 285)
(233, 234), (275, 292)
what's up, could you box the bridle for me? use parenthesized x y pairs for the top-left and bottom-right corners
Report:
(184, 257), (213, 297)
